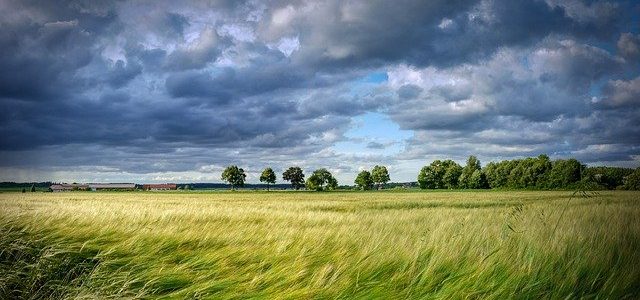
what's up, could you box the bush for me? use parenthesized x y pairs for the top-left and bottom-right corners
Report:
(623, 168), (640, 190)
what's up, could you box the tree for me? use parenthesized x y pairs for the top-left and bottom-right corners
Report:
(418, 160), (462, 189)
(429, 160), (446, 189)
(283, 167), (305, 190)
(371, 165), (390, 189)
(505, 159), (523, 188)
(221, 165), (246, 190)
(484, 162), (502, 188)
(442, 160), (462, 189)
(583, 166), (634, 190)
(328, 176), (338, 190)
(260, 167), (277, 191)
(623, 168), (640, 190)
(509, 158), (534, 188)
(459, 156), (482, 188)
(468, 169), (489, 189)
(531, 154), (552, 188)
(306, 168), (338, 191)
(355, 170), (374, 190)
(21, 188), (26, 193)
(547, 159), (583, 188)
(418, 165), (437, 189)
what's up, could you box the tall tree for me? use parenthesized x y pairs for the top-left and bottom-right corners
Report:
(259, 167), (277, 191)
(459, 156), (482, 188)
(355, 170), (374, 190)
(306, 168), (338, 191)
(283, 167), (305, 190)
(531, 154), (552, 188)
(442, 160), (463, 189)
(371, 165), (390, 189)
(221, 165), (246, 190)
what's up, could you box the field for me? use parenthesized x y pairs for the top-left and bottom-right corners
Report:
(1, 191), (639, 299)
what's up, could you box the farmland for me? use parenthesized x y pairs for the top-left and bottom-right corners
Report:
(1, 190), (639, 299)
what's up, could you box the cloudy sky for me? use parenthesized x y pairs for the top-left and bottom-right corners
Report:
(1, 0), (639, 184)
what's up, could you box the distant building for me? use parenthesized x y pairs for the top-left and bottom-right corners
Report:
(142, 183), (177, 191)
(49, 184), (89, 192)
(88, 183), (135, 191)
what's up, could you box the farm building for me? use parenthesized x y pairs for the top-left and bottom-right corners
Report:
(88, 183), (135, 191)
(142, 184), (177, 191)
(49, 184), (89, 192)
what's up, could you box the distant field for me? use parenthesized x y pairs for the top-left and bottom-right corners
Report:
(1, 191), (639, 299)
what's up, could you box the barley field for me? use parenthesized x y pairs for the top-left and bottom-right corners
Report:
(1, 190), (639, 299)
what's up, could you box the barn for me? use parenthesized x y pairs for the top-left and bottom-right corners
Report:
(142, 184), (177, 191)
(49, 184), (89, 192)
(88, 183), (135, 191)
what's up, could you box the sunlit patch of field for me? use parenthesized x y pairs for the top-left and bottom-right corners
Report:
(1, 191), (639, 299)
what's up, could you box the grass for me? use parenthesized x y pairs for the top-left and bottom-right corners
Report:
(1, 190), (639, 299)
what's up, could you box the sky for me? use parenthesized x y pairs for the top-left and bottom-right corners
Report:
(1, 0), (639, 184)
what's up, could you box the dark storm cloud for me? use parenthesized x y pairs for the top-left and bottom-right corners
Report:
(163, 27), (222, 71)
(617, 33), (640, 61)
(106, 60), (143, 88)
(385, 38), (626, 131)
(0, 20), (92, 100)
(0, 0), (638, 182)
(165, 71), (236, 102)
(265, 0), (625, 71)
(164, 13), (190, 38)
(164, 43), (355, 104)
(0, 0), (121, 100)
(397, 85), (423, 100)
(99, 91), (131, 104)
(127, 46), (167, 72)
(596, 77), (640, 109)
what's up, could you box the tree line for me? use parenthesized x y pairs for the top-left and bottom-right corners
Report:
(418, 155), (640, 190)
(221, 165), (389, 191)
(220, 155), (640, 191)
(222, 166), (340, 191)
